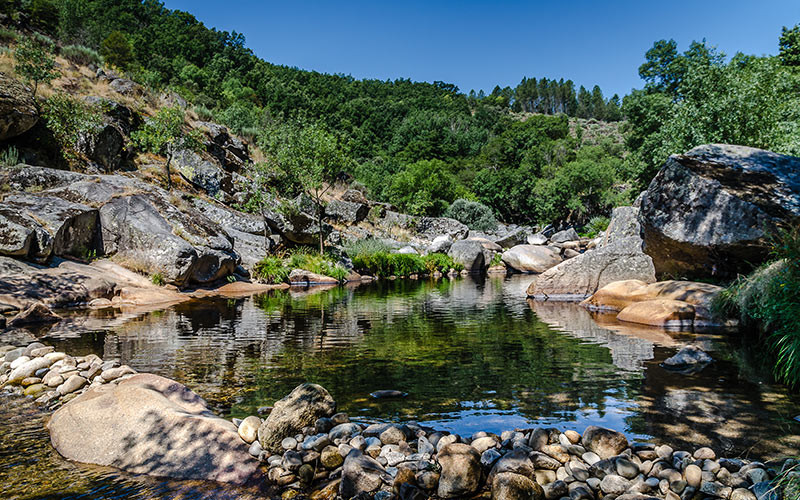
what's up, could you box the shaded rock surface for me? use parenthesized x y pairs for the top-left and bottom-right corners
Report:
(639, 144), (800, 279)
(258, 383), (336, 453)
(48, 373), (261, 484)
(0, 71), (38, 140)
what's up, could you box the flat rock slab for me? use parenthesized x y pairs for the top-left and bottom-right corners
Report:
(48, 373), (262, 485)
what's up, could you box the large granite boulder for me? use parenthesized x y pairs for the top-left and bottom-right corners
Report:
(601, 206), (642, 247)
(448, 239), (486, 273)
(48, 373), (262, 484)
(639, 144), (800, 279)
(99, 193), (237, 286)
(527, 237), (655, 300)
(258, 383), (336, 453)
(196, 121), (249, 171)
(264, 206), (332, 246)
(173, 149), (232, 199)
(0, 72), (38, 140)
(0, 193), (100, 262)
(502, 245), (562, 273)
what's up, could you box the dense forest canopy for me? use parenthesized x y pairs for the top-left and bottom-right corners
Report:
(4, 0), (800, 229)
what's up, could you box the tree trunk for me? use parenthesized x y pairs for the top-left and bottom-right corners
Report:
(165, 154), (172, 190)
(317, 198), (324, 254)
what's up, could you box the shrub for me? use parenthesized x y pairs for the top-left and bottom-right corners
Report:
(0, 146), (20, 167)
(41, 93), (103, 162)
(193, 104), (214, 121)
(344, 239), (392, 261)
(580, 216), (610, 238)
(151, 273), (165, 286)
(14, 36), (58, 100)
(254, 255), (290, 284)
(0, 26), (18, 44)
(351, 250), (461, 277)
(287, 249), (348, 282)
(444, 198), (498, 231)
(423, 253), (463, 273)
(718, 227), (800, 387)
(60, 44), (103, 66)
(100, 30), (134, 69)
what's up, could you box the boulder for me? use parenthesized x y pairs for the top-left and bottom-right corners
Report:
(416, 217), (469, 241)
(0, 193), (100, 261)
(437, 443), (482, 498)
(527, 233), (548, 245)
(0, 72), (38, 140)
(639, 144), (800, 279)
(488, 449), (536, 483)
(288, 269), (340, 285)
(493, 227), (531, 249)
(77, 122), (125, 171)
(99, 194), (238, 286)
(581, 279), (723, 325)
(616, 299), (696, 328)
(427, 235), (452, 254)
(492, 472), (544, 500)
(527, 237), (655, 300)
(196, 121), (249, 171)
(109, 78), (142, 96)
(173, 149), (232, 199)
(325, 200), (369, 225)
(264, 207), (332, 247)
(9, 302), (60, 327)
(339, 449), (391, 498)
(258, 383), (336, 453)
(550, 228), (579, 243)
(467, 237), (503, 252)
(48, 373), (261, 484)
(582, 426), (628, 460)
(341, 189), (368, 204)
(602, 206), (642, 247)
(502, 245), (562, 273)
(448, 240), (486, 273)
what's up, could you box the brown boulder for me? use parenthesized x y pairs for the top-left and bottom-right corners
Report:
(437, 443), (483, 498)
(582, 426), (628, 459)
(492, 472), (544, 500)
(48, 373), (261, 484)
(616, 299), (696, 328)
(258, 383), (336, 453)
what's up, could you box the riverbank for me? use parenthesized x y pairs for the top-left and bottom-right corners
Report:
(1, 339), (797, 500)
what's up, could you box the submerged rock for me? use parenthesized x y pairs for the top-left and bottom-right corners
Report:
(663, 345), (713, 368)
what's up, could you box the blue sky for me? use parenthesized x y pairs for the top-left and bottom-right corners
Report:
(163, 0), (799, 98)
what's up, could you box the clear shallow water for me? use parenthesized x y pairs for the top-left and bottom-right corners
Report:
(1, 275), (799, 499)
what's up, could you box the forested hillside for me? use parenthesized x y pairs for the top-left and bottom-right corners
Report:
(2, 0), (800, 230)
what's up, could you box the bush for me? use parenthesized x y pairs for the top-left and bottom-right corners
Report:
(580, 216), (610, 238)
(60, 44), (103, 66)
(254, 255), (290, 284)
(150, 272), (165, 286)
(344, 239), (392, 260)
(422, 253), (463, 273)
(41, 93), (103, 162)
(288, 249), (348, 282)
(100, 30), (134, 69)
(444, 198), (498, 231)
(193, 104), (214, 121)
(351, 249), (461, 277)
(0, 26), (18, 44)
(0, 146), (20, 167)
(718, 227), (800, 387)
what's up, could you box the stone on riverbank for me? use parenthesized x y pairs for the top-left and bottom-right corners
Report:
(437, 443), (483, 498)
(258, 383), (336, 453)
(48, 373), (261, 484)
(502, 245), (562, 273)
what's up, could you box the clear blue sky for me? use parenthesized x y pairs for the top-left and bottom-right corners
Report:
(163, 0), (799, 98)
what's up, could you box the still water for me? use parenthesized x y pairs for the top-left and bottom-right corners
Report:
(1, 275), (798, 499)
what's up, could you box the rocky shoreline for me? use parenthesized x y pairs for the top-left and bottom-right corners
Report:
(2, 341), (798, 500)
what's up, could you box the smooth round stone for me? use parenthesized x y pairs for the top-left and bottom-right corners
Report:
(534, 469), (556, 485)
(543, 444), (570, 463)
(21, 376), (41, 387)
(481, 448), (502, 468)
(645, 477), (660, 489)
(281, 437), (298, 450)
(436, 434), (458, 452)
(314, 417), (333, 434)
(337, 443), (353, 457)
(43, 373), (63, 388)
(10, 356), (30, 370)
(23, 383), (46, 396)
(670, 479), (687, 494)
(586, 477), (601, 491)
(601, 474), (630, 495)
(349, 435), (366, 451)
(237, 415), (261, 444)
(704, 459), (722, 473)
(380, 426), (406, 445)
(330, 412), (349, 425)
(693, 447), (715, 460)
(320, 445), (343, 469)
(417, 435), (435, 455)
(543, 480), (568, 500)
(730, 487), (757, 500)
(248, 440), (263, 458)
(329, 422), (361, 440)
(746, 467), (768, 484)
(582, 451), (601, 465)
(471, 436), (498, 454)
(564, 430), (581, 444)
(417, 470), (440, 490)
(656, 445), (673, 461)
(56, 375), (87, 395)
(684, 464), (702, 488)
(30, 346), (54, 357)
(616, 457), (639, 479)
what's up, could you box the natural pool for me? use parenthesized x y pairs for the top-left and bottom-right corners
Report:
(1, 275), (798, 499)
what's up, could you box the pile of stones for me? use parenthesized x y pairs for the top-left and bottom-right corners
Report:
(0, 342), (137, 408)
(234, 384), (797, 500)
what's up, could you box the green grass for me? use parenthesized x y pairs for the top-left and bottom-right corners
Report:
(254, 249), (348, 284)
(351, 250), (462, 277)
(253, 255), (290, 284)
(718, 227), (800, 387)
(490, 252), (503, 267)
(579, 216), (610, 238)
(0, 146), (20, 168)
(151, 273), (166, 286)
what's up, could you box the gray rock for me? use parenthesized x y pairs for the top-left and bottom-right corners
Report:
(339, 449), (391, 498)
(448, 239), (486, 273)
(325, 199), (369, 225)
(527, 237), (655, 300)
(601, 474), (631, 495)
(527, 233), (548, 245)
(437, 443), (482, 498)
(502, 245), (562, 273)
(581, 426), (629, 460)
(257, 383), (336, 453)
(639, 144), (800, 279)
(0, 72), (38, 140)
(492, 472), (544, 500)
(551, 228), (579, 243)
(663, 346), (712, 368)
(427, 235), (452, 254)
(329, 422), (361, 440)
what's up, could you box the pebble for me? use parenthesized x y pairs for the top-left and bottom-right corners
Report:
(693, 447), (715, 460)
(684, 463), (702, 488)
(56, 375), (87, 395)
(582, 451), (601, 465)
(656, 444), (673, 461)
(237, 415), (261, 444)
(281, 437), (298, 450)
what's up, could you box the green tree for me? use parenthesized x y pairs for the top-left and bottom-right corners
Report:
(132, 107), (203, 190)
(14, 37), (58, 105)
(264, 122), (350, 253)
(638, 39), (686, 95)
(386, 159), (461, 216)
(30, 0), (59, 34)
(779, 24), (800, 66)
(100, 30), (134, 69)
(41, 92), (103, 163)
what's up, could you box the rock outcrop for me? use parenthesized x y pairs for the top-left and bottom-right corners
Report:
(0, 71), (38, 140)
(448, 239), (486, 273)
(48, 373), (262, 484)
(639, 144), (800, 279)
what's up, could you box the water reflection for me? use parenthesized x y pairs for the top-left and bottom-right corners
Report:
(1, 275), (798, 499)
